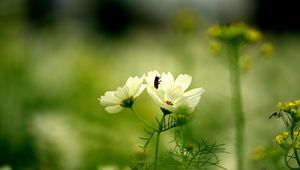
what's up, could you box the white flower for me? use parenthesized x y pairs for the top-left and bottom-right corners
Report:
(99, 76), (146, 113)
(145, 71), (205, 114)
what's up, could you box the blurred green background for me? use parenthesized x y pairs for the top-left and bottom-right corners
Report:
(0, 0), (299, 170)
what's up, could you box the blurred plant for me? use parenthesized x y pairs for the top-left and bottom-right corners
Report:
(169, 130), (227, 170)
(271, 99), (300, 169)
(171, 8), (201, 34)
(99, 71), (225, 169)
(207, 22), (273, 170)
(250, 145), (286, 170)
(0, 165), (12, 170)
(208, 23), (273, 72)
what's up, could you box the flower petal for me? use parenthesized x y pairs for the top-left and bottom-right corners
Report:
(145, 70), (160, 88)
(183, 88), (205, 107)
(134, 84), (146, 98)
(147, 87), (163, 106)
(160, 72), (174, 90)
(126, 76), (142, 97)
(114, 85), (129, 100)
(99, 91), (122, 106)
(165, 85), (184, 103)
(174, 74), (192, 91)
(173, 96), (193, 112)
(105, 105), (124, 113)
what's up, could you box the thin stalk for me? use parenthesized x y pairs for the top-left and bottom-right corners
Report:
(154, 115), (165, 170)
(130, 108), (157, 131)
(227, 45), (245, 170)
(290, 122), (300, 167)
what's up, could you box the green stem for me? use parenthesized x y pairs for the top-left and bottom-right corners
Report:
(130, 108), (157, 131)
(227, 45), (245, 170)
(290, 123), (300, 167)
(154, 115), (165, 170)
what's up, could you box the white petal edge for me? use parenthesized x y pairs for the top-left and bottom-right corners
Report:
(145, 70), (160, 87)
(126, 76), (141, 97)
(99, 91), (122, 106)
(183, 88), (205, 98)
(105, 105), (124, 113)
(134, 84), (146, 98)
(114, 85), (129, 100)
(147, 87), (163, 106)
(183, 88), (205, 108)
(160, 72), (174, 90)
(174, 74), (192, 91)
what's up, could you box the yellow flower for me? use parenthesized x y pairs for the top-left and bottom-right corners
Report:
(251, 146), (266, 160)
(287, 102), (294, 107)
(209, 40), (221, 55)
(240, 55), (253, 72)
(282, 131), (289, 138)
(246, 29), (262, 43)
(278, 102), (283, 110)
(296, 99), (300, 105)
(207, 23), (262, 45)
(261, 42), (273, 58)
(294, 131), (299, 138)
(275, 135), (283, 144)
(207, 25), (221, 38)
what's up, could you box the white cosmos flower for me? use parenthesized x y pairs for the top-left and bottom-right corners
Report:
(145, 71), (205, 114)
(99, 76), (146, 113)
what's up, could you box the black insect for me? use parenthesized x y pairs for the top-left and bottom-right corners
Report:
(269, 112), (282, 119)
(154, 76), (161, 89)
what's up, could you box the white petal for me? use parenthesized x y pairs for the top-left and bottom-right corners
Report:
(173, 96), (195, 113)
(174, 96), (188, 106)
(145, 70), (160, 88)
(147, 87), (163, 105)
(183, 88), (205, 107)
(114, 85), (129, 100)
(99, 91), (121, 106)
(174, 74), (192, 91)
(126, 76), (141, 97)
(105, 105), (124, 113)
(184, 88), (205, 98)
(134, 84), (146, 98)
(165, 85), (184, 102)
(160, 72), (174, 90)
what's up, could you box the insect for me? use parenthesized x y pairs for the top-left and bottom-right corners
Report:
(154, 76), (161, 89)
(165, 100), (173, 106)
(269, 112), (282, 119)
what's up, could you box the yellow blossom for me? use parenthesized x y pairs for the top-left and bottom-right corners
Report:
(207, 23), (262, 45)
(209, 40), (221, 55)
(282, 131), (289, 138)
(240, 55), (253, 72)
(246, 29), (262, 43)
(278, 102), (283, 110)
(275, 135), (283, 144)
(294, 131), (299, 138)
(261, 42), (273, 58)
(251, 146), (266, 160)
(207, 25), (221, 38)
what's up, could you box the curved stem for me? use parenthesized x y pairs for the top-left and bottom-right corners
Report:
(285, 153), (299, 170)
(154, 115), (165, 170)
(293, 148), (300, 168)
(130, 108), (157, 131)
